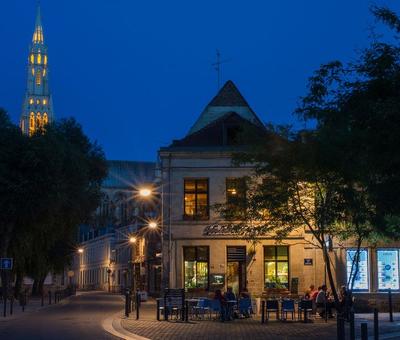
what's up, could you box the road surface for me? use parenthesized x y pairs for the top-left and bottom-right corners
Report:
(0, 291), (123, 339)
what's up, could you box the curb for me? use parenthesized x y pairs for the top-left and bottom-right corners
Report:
(102, 310), (150, 340)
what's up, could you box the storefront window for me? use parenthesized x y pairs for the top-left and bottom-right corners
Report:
(346, 249), (369, 291)
(377, 249), (400, 291)
(264, 246), (289, 288)
(184, 246), (209, 289)
(184, 179), (209, 220)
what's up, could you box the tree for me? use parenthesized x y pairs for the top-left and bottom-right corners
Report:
(0, 110), (107, 295)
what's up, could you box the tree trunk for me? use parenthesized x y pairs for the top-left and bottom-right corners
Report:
(38, 274), (46, 295)
(323, 244), (341, 312)
(31, 278), (39, 296)
(14, 270), (24, 298)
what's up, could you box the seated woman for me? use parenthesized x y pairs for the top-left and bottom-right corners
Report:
(214, 289), (227, 321)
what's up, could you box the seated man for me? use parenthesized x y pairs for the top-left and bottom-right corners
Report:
(224, 287), (236, 320)
(316, 285), (334, 318)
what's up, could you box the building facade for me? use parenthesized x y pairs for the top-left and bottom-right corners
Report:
(73, 160), (161, 295)
(158, 80), (400, 306)
(20, 5), (54, 135)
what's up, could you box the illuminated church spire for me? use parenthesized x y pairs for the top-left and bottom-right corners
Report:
(20, 4), (54, 135)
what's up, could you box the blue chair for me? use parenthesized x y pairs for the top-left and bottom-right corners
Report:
(239, 298), (252, 317)
(193, 298), (210, 319)
(209, 299), (222, 320)
(298, 299), (313, 321)
(281, 299), (295, 320)
(266, 299), (279, 320)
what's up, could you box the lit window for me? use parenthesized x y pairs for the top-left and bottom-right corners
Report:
(31, 68), (35, 76)
(29, 98), (34, 105)
(184, 179), (209, 220)
(36, 112), (41, 128)
(30, 54), (34, 64)
(36, 73), (41, 85)
(36, 99), (40, 105)
(44, 55), (47, 65)
(29, 112), (35, 134)
(43, 113), (48, 125)
(377, 249), (399, 290)
(37, 54), (41, 64)
(184, 246), (209, 289)
(43, 69), (46, 77)
(264, 246), (289, 288)
(43, 99), (47, 105)
(346, 249), (369, 291)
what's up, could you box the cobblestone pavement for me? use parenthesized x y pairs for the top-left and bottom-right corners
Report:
(121, 301), (338, 340)
(120, 300), (400, 340)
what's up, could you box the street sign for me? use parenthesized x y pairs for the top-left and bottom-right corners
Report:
(304, 258), (313, 266)
(0, 258), (13, 270)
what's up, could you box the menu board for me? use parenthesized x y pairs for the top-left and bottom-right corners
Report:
(346, 249), (369, 291)
(377, 249), (399, 290)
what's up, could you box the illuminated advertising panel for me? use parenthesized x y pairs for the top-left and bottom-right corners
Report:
(377, 249), (399, 291)
(346, 249), (369, 291)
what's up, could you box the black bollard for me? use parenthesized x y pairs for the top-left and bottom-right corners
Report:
(157, 299), (160, 321)
(374, 308), (379, 340)
(125, 292), (130, 317)
(349, 311), (355, 340)
(10, 296), (13, 315)
(41, 292), (44, 307)
(337, 315), (345, 340)
(136, 292), (140, 320)
(361, 323), (368, 340)
(3, 295), (6, 318)
(261, 300), (265, 323)
(388, 289), (393, 322)
(48, 291), (52, 305)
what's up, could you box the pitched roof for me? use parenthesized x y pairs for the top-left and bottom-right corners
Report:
(187, 80), (264, 136)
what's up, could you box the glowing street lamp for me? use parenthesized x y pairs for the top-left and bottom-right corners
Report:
(148, 221), (158, 229)
(139, 187), (152, 198)
(78, 248), (84, 254)
(129, 236), (137, 244)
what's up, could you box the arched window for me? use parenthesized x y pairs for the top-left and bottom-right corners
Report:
(36, 112), (42, 128)
(36, 72), (41, 85)
(30, 54), (34, 64)
(29, 112), (35, 134)
(31, 68), (35, 76)
(29, 98), (34, 105)
(43, 99), (47, 105)
(44, 55), (47, 65)
(43, 69), (46, 77)
(37, 53), (41, 64)
(43, 113), (48, 125)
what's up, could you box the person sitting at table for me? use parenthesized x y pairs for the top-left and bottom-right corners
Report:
(311, 286), (321, 302)
(224, 286), (236, 301)
(316, 284), (334, 318)
(214, 289), (227, 321)
(224, 287), (236, 320)
(304, 284), (315, 299)
(240, 288), (251, 299)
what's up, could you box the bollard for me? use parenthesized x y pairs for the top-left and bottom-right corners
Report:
(388, 289), (393, 322)
(374, 308), (379, 340)
(41, 292), (44, 307)
(156, 299), (160, 321)
(349, 311), (355, 340)
(3, 296), (6, 317)
(125, 292), (130, 317)
(10, 296), (13, 315)
(136, 292), (140, 320)
(261, 300), (265, 323)
(48, 291), (52, 305)
(337, 315), (345, 340)
(361, 323), (368, 340)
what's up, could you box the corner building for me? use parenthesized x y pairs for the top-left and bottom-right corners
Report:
(158, 80), (315, 295)
(159, 81), (400, 308)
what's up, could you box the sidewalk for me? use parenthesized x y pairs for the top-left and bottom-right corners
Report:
(118, 299), (338, 340)
(114, 299), (400, 340)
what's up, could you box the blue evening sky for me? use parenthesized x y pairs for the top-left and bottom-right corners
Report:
(1, 0), (399, 161)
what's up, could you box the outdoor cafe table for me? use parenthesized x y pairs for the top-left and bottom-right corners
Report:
(185, 298), (200, 319)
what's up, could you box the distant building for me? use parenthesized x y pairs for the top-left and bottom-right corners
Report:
(73, 160), (161, 295)
(20, 5), (54, 135)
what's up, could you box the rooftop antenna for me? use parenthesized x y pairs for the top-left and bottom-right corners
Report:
(212, 49), (230, 90)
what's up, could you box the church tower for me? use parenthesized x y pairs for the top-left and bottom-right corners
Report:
(20, 5), (54, 135)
